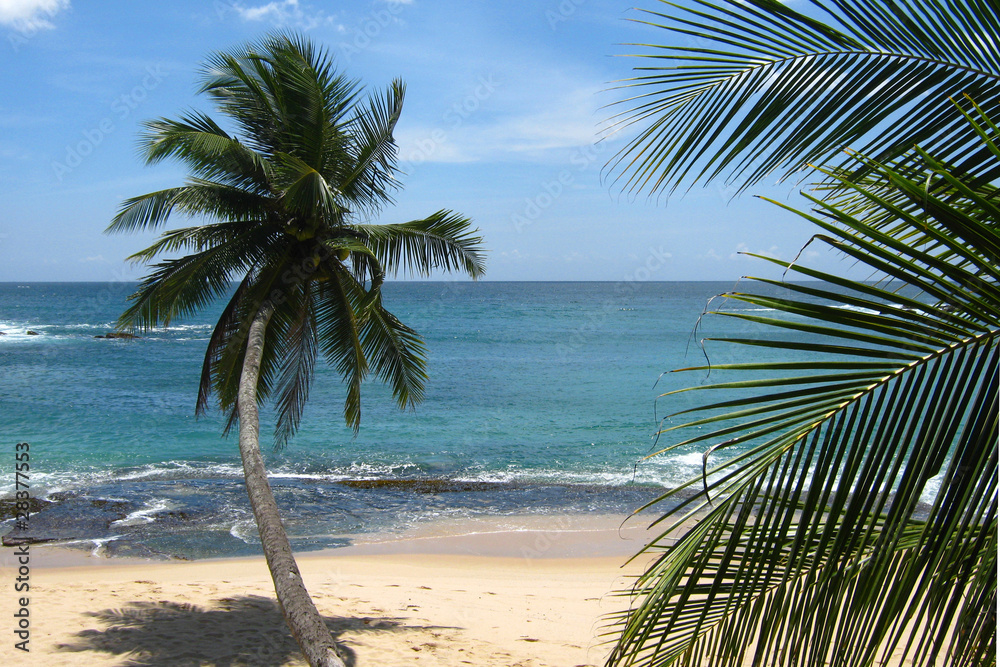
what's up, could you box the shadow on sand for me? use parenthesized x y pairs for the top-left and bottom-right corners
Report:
(55, 594), (450, 666)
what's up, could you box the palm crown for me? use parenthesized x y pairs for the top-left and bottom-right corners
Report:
(108, 33), (485, 446)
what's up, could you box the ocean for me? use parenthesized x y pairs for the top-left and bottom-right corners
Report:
(1, 281), (768, 560)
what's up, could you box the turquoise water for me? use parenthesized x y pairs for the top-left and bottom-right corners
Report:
(0, 281), (759, 559)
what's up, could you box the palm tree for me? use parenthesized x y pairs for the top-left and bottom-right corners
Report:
(602, 2), (998, 665)
(107, 33), (486, 667)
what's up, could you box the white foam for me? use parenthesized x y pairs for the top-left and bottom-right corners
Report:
(265, 461), (425, 483)
(0, 320), (216, 344)
(89, 536), (121, 557)
(163, 323), (213, 332)
(110, 498), (173, 527)
(671, 452), (706, 467)
(56, 535), (122, 557)
(0, 329), (44, 343)
(448, 462), (693, 488)
(33, 323), (116, 330)
(921, 474), (944, 505)
(837, 304), (881, 315)
(229, 520), (256, 543)
(2, 462), (231, 496)
(112, 461), (245, 482)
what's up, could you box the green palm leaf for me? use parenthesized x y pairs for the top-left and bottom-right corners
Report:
(118, 226), (286, 330)
(361, 294), (428, 411)
(109, 33), (485, 446)
(606, 0), (1000, 197)
(606, 107), (998, 667)
(140, 111), (273, 193)
(314, 270), (369, 431)
(338, 78), (405, 216)
(270, 283), (319, 448)
(357, 210), (488, 278)
(108, 181), (271, 235)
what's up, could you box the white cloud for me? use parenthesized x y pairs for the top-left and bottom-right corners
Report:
(231, 0), (334, 30)
(0, 0), (69, 31)
(395, 83), (617, 166)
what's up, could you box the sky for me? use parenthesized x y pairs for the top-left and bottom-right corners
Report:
(0, 0), (833, 282)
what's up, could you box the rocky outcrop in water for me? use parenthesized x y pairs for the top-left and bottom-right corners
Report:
(95, 332), (139, 339)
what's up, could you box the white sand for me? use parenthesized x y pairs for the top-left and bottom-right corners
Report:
(0, 515), (661, 666)
(0, 514), (923, 666)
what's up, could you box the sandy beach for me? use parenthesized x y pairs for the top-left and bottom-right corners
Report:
(0, 515), (661, 666)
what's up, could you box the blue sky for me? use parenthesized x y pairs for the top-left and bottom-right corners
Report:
(0, 0), (829, 282)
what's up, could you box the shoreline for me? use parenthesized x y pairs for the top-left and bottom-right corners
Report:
(0, 513), (925, 667)
(0, 514), (662, 666)
(1, 476), (675, 562)
(6, 511), (666, 568)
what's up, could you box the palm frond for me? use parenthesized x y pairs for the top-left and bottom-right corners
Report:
(197, 272), (252, 417)
(607, 109), (998, 667)
(357, 210), (487, 278)
(337, 78), (405, 217)
(605, 0), (1000, 197)
(118, 227), (284, 331)
(213, 254), (295, 434)
(140, 111), (272, 193)
(360, 295), (427, 411)
(269, 283), (318, 448)
(273, 151), (344, 223)
(313, 268), (370, 432)
(199, 33), (360, 159)
(108, 182), (271, 236)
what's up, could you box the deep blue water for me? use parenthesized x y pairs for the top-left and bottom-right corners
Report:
(0, 281), (774, 559)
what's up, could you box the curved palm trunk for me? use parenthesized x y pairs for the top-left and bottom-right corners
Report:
(237, 302), (346, 667)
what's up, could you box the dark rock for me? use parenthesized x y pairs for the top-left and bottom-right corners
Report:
(25, 330), (40, 335)
(2, 534), (57, 547)
(0, 496), (49, 521)
(0, 496), (57, 544)
(95, 332), (139, 339)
